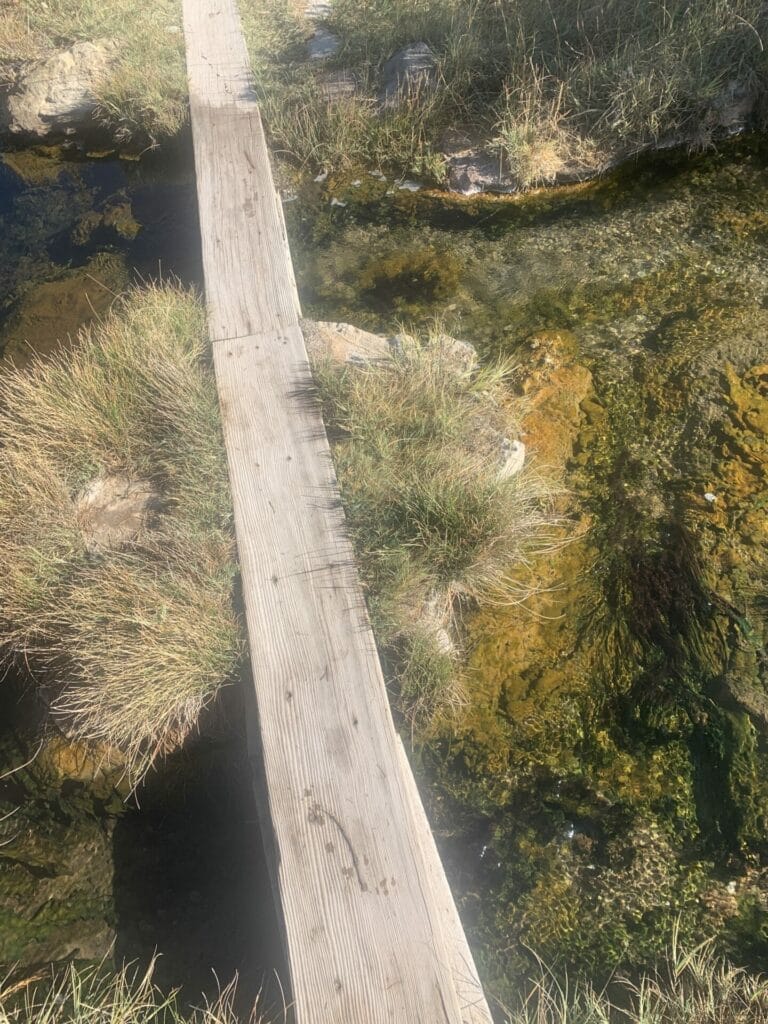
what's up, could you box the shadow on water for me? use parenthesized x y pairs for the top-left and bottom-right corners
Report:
(111, 683), (290, 1018)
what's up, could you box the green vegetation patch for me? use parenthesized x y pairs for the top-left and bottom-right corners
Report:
(244, 0), (768, 183)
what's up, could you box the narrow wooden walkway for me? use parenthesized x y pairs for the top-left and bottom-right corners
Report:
(181, 3), (492, 1020)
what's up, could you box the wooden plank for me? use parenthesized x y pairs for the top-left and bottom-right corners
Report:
(182, 1), (492, 1020)
(212, 330), (463, 1023)
(394, 737), (493, 1024)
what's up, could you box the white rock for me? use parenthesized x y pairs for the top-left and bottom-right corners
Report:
(704, 491), (717, 503)
(313, 169), (329, 182)
(330, 197), (347, 207)
(397, 180), (422, 192)
(498, 439), (526, 479)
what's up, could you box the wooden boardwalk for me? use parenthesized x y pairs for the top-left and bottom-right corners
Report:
(181, 2), (492, 1021)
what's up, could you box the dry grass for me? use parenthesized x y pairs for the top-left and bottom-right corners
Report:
(506, 933), (768, 1024)
(0, 284), (242, 783)
(314, 330), (564, 721)
(1, 0), (187, 143)
(0, 959), (269, 1024)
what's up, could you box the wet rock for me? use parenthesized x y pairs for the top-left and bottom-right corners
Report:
(5, 40), (117, 140)
(380, 42), (437, 108)
(447, 150), (516, 196)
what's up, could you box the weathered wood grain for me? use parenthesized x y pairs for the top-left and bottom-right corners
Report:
(182, 1), (493, 1020)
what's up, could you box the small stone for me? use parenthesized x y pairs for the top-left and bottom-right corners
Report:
(397, 180), (422, 192)
(314, 169), (329, 183)
(380, 42), (437, 108)
(330, 197), (347, 207)
(704, 491), (717, 503)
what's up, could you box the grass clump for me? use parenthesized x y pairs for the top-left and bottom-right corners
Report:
(0, 959), (266, 1024)
(0, 283), (242, 781)
(315, 331), (562, 721)
(507, 935), (768, 1024)
(245, 0), (768, 183)
(1, 0), (187, 143)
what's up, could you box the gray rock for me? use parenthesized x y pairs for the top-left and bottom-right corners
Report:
(380, 42), (437, 108)
(446, 150), (516, 196)
(6, 40), (117, 139)
(307, 26), (341, 60)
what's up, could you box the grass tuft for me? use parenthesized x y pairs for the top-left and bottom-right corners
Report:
(506, 932), (768, 1024)
(0, 959), (268, 1024)
(315, 328), (564, 721)
(0, 284), (241, 782)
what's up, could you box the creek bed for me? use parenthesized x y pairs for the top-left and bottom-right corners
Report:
(0, 135), (767, 1011)
(286, 136), (768, 1000)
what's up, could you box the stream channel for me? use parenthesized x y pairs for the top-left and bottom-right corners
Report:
(0, 134), (766, 1010)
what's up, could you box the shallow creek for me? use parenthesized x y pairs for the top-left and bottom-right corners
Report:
(0, 137), (766, 1007)
(287, 138), (768, 997)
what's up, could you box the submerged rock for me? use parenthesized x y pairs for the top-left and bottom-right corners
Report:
(5, 40), (117, 140)
(380, 43), (437, 108)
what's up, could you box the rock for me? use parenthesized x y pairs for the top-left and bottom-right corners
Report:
(308, 26), (341, 60)
(392, 330), (478, 373)
(302, 320), (398, 365)
(446, 150), (516, 196)
(76, 474), (161, 553)
(380, 42), (437, 108)
(303, 321), (480, 377)
(498, 438), (526, 480)
(6, 40), (117, 140)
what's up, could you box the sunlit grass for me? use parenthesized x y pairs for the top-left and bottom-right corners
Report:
(0, 284), (241, 783)
(0, 959), (269, 1024)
